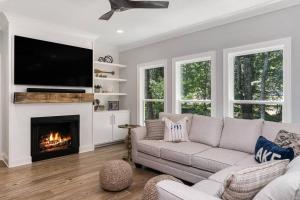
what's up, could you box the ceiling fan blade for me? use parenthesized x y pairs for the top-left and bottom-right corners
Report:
(129, 1), (169, 9)
(99, 10), (115, 20)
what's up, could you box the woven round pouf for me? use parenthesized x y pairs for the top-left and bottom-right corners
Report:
(99, 160), (133, 192)
(142, 175), (183, 200)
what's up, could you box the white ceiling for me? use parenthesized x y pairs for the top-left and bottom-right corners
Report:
(0, 0), (298, 49)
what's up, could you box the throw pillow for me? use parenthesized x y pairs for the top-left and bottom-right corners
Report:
(162, 117), (189, 142)
(222, 160), (289, 200)
(274, 130), (300, 156)
(255, 136), (294, 163)
(253, 172), (300, 200)
(144, 120), (165, 140)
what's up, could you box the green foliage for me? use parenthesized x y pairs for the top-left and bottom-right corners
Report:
(234, 50), (283, 122)
(181, 61), (211, 100)
(181, 103), (211, 116)
(144, 67), (164, 120)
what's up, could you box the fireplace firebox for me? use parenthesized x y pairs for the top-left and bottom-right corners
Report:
(31, 115), (80, 162)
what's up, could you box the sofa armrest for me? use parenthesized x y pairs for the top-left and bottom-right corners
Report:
(131, 127), (146, 162)
(132, 126), (147, 141)
(157, 180), (222, 200)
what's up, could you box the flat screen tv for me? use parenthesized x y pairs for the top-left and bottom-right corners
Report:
(14, 36), (93, 87)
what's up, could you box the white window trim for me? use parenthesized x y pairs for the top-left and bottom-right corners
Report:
(172, 51), (217, 117)
(223, 38), (292, 122)
(137, 59), (168, 125)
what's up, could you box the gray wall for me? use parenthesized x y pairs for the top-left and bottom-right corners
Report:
(120, 5), (300, 124)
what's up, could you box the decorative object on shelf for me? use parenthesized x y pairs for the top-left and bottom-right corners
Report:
(94, 85), (103, 93)
(98, 55), (114, 63)
(93, 99), (105, 112)
(98, 57), (105, 62)
(108, 101), (119, 111)
(94, 69), (115, 77)
(99, 160), (133, 192)
(104, 55), (113, 63)
(118, 124), (140, 162)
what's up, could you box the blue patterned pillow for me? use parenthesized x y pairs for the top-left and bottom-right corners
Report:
(255, 136), (294, 163)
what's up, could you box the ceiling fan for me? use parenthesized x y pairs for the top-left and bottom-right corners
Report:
(99, 0), (169, 20)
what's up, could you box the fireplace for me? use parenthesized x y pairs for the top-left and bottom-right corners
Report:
(31, 115), (80, 162)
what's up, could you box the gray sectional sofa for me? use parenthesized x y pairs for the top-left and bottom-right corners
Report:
(131, 113), (300, 198)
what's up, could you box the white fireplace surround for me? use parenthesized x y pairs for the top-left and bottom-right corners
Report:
(9, 103), (93, 167)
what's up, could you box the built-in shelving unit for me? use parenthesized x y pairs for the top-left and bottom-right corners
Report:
(93, 61), (127, 111)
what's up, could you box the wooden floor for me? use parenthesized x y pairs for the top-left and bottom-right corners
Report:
(0, 144), (159, 200)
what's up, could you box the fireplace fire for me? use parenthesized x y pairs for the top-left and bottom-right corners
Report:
(31, 115), (79, 162)
(40, 131), (72, 152)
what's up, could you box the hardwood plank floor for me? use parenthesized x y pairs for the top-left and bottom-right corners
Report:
(0, 144), (159, 200)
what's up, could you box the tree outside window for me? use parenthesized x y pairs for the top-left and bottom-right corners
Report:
(173, 52), (216, 117)
(233, 50), (283, 122)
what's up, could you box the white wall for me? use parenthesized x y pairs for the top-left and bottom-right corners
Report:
(0, 13), (10, 164)
(120, 5), (300, 124)
(0, 30), (2, 158)
(0, 13), (120, 167)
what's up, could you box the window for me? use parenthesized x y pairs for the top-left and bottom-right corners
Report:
(224, 38), (291, 122)
(173, 52), (216, 116)
(137, 60), (167, 125)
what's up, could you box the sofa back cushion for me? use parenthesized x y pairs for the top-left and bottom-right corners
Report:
(189, 115), (223, 147)
(262, 121), (300, 141)
(159, 113), (193, 133)
(220, 118), (263, 154)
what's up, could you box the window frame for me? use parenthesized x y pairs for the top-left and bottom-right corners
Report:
(172, 51), (217, 117)
(137, 60), (168, 125)
(223, 38), (292, 122)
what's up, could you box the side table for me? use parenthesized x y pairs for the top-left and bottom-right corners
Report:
(118, 124), (140, 162)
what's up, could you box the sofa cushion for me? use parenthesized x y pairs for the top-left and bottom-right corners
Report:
(137, 140), (166, 157)
(189, 115), (223, 147)
(235, 155), (258, 167)
(192, 148), (250, 173)
(220, 118), (263, 154)
(287, 155), (300, 174)
(159, 113), (193, 133)
(254, 172), (300, 200)
(193, 180), (223, 197)
(262, 121), (300, 141)
(209, 166), (242, 183)
(160, 142), (211, 166)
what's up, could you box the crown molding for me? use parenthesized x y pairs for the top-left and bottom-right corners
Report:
(119, 0), (300, 52)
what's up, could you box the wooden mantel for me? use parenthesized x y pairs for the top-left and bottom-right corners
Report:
(14, 92), (94, 104)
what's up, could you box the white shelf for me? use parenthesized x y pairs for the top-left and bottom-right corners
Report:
(94, 61), (127, 68)
(94, 77), (127, 82)
(94, 93), (127, 96)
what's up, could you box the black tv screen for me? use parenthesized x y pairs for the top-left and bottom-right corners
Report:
(14, 36), (93, 87)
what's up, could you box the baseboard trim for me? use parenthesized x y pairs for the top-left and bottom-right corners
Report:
(1, 153), (9, 167)
(79, 144), (94, 153)
(94, 140), (124, 148)
(8, 156), (31, 168)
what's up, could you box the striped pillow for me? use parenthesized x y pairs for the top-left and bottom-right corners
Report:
(162, 117), (189, 142)
(145, 120), (165, 140)
(222, 160), (289, 200)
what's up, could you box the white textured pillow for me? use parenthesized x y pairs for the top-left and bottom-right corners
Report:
(189, 115), (223, 147)
(220, 117), (263, 153)
(254, 172), (300, 200)
(222, 160), (289, 200)
(163, 117), (189, 142)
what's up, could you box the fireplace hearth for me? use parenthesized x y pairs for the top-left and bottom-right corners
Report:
(31, 115), (79, 162)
